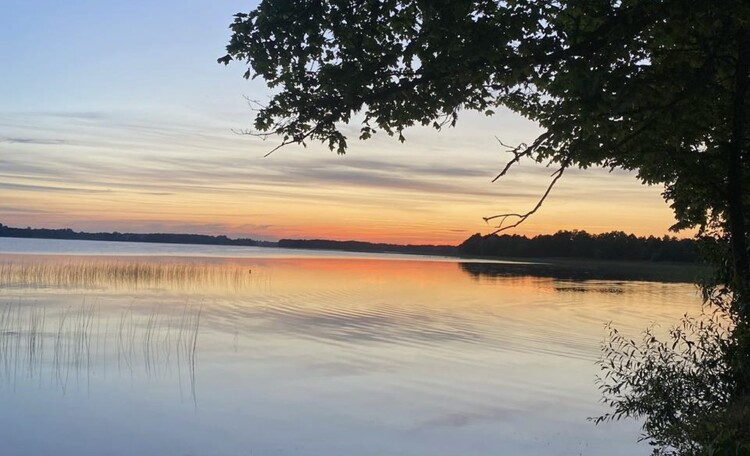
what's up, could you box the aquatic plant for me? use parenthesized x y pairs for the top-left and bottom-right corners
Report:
(0, 300), (201, 403)
(0, 259), (257, 292)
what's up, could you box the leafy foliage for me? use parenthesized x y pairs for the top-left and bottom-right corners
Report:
(596, 311), (724, 454)
(220, 5), (750, 452)
(594, 295), (750, 455)
(459, 230), (699, 262)
(593, 229), (750, 455)
(220, 0), (750, 234)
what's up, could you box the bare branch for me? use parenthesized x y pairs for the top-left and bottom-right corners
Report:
(492, 131), (552, 182)
(231, 128), (275, 138)
(262, 139), (296, 157)
(242, 96), (267, 112)
(484, 159), (570, 234)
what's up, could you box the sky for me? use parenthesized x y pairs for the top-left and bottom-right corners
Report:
(0, 0), (685, 245)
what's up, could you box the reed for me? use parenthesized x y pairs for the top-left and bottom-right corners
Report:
(0, 259), (256, 292)
(0, 299), (201, 402)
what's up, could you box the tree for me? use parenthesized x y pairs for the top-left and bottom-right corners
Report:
(219, 0), (749, 294)
(219, 2), (750, 450)
(594, 308), (750, 455)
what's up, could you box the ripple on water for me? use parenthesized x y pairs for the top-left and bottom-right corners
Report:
(0, 252), (702, 456)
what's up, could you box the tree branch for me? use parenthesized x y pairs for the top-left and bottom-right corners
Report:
(484, 159), (570, 234)
(492, 131), (552, 182)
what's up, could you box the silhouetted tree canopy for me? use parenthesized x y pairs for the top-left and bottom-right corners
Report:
(220, 0), (750, 300)
(459, 230), (699, 262)
(221, 1), (748, 239)
(220, 3), (750, 452)
(0, 223), (267, 247)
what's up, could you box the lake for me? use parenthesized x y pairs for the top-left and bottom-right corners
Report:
(0, 238), (702, 456)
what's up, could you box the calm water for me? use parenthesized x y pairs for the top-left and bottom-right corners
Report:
(0, 238), (702, 456)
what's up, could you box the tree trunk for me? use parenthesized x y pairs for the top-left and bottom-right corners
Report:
(728, 28), (750, 397)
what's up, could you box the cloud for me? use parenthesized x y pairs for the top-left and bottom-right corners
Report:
(1, 137), (69, 145)
(0, 107), (676, 239)
(0, 205), (53, 214)
(0, 108), (636, 202)
(0, 137), (540, 203)
(0, 182), (112, 194)
(3, 110), (112, 121)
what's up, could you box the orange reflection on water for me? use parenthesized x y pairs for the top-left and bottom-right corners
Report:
(0, 253), (701, 345)
(244, 257), (551, 306)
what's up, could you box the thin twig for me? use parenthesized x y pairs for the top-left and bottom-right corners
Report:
(492, 131), (552, 182)
(484, 159), (570, 234)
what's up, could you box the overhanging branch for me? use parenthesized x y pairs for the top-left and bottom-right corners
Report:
(491, 131), (552, 183)
(484, 159), (570, 234)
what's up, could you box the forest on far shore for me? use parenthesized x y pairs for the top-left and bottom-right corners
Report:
(458, 231), (699, 262)
(0, 223), (699, 263)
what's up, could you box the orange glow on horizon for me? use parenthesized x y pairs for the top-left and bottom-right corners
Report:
(1, 129), (687, 245)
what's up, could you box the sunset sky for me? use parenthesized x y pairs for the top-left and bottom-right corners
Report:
(1, 0), (683, 244)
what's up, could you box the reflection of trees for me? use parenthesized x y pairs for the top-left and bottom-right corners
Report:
(458, 261), (700, 284)
(0, 302), (200, 404)
(218, 1), (750, 451)
(463, 253), (750, 452)
(594, 307), (738, 455)
(593, 239), (750, 454)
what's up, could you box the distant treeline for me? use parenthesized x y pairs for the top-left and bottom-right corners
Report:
(277, 238), (457, 256)
(0, 222), (700, 263)
(458, 231), (699, 262)
(0, 223), (273, 247)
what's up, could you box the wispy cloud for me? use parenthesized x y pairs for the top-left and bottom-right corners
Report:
(0, 205), (54, 215)
(0, 106), (678, 241)
(2, 137), (69, 145)
(0, 182), (112, 194)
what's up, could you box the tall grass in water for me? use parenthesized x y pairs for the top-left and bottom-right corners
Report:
(0, 259), (257, 292)
(0, 301), (201, 403)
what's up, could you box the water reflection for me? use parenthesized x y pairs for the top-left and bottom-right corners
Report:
(554, 284), (625, 294)
(0, 251), (705, 456)
(0, 301), (200, 403)
(460, 259), (703, 283)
